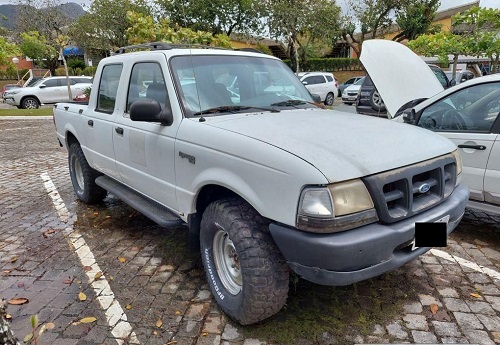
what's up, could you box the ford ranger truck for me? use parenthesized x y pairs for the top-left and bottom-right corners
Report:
(53, 42), (469, 325)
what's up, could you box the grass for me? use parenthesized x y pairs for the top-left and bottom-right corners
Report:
(0, 107), (53, 116)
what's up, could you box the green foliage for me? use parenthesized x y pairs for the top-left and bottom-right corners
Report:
(255, 43), (273, 55)
(283, 58), (362, 71)
(408, 31), (470, 63)
(393, 0), (440, 41)
(69, 0), (152, 51)
(156, 0), (267, 36)
(125, 11), (232, 48)
(67, 58), (86, 74)
(19, 31), (57, 67)
(0, 36), (19, 66)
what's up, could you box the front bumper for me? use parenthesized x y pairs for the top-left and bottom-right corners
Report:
(269, 184), (468, 286)
(3, 97), (16, 106)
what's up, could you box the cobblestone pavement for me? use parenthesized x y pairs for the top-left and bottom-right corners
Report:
(1, 117), (500, 345)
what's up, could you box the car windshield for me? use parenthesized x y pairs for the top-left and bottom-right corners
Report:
(30, 79), (46, 87)
(170, 55), (317, 117)
(354, 77), (365, 85)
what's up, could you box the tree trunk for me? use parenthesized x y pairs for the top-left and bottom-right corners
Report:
(0, 301), (21, 345)
(491, 55), (499, 74)
(452, 54), (459, 82)
(60, 48), (73, 101)
(289, 33), (299, 73)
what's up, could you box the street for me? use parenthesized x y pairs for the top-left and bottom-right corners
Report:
(1, 115), (500, 345)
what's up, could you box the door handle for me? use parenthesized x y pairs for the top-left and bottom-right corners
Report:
(115, 127), (124, 135)
(87, 120), (93, 127)
(458, 144), (486, 150)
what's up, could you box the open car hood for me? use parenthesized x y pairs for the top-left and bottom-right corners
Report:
(360, 40), (444, 117)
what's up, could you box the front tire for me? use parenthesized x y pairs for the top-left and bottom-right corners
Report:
(369, 89), (386, 112)
(68, 143), (107, 204)
(200, 198), (289, 325)
(324, 92), (334, 106)
(21, 97), (39, 109)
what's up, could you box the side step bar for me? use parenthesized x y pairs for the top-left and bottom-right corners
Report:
(95, 176), (184, 228)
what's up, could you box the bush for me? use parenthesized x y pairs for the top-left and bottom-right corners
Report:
(283, 58), (362, 72)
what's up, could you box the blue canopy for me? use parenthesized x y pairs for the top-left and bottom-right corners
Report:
(63, 46), (84, 56)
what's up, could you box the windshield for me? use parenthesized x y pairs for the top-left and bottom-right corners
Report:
(354, 77), (365, 85)
(170, 55), (316, 117)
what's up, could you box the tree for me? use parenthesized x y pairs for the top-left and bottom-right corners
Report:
(340, 0), (440, 57)
(67, 58), (86, 75)
(392, 0), (441, 42)
(0, 37), (19, 67)
(453, 6), (500, 73)
(156, 0), (267, 36)
(15, 0), (71, 74)
(408, 31), (471, 78)
(69, 0), (152, 52)
(19, 31), (57, 68)
(125, 11), (232, 47)
(269, 0), (341, 72)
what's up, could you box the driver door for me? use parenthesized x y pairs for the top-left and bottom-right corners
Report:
(417, 82), (500, 201)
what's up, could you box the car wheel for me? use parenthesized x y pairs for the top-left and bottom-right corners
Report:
(68, 143), (107, 204)
(21, 97), (39, 109)
(324, 92), (335, 106)
(200, 198), (289, 325)
(369, 89), (386, 112)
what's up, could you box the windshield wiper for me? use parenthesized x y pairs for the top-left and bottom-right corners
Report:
(270, 100), (308, 107)
(193, 105), (280, 116)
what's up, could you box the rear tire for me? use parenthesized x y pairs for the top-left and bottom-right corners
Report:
(68, 143), (107, 204)
(200, 198), (289, 325)
(21, 97), (39, 109)
(369, 89), (386, 112)
(324, 92), (334, 106)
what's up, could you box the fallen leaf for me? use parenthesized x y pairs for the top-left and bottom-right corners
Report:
(10, 256), (17, 263)
(430, 303), (438, 315)
(78, 292), (87, 301)
(201, 332), (208, 336)
(153, 331), (158, 336)
(118, 257), (126, 263)
(105, 216), (111, 219)
(470, 292), (482, 298)
(79, 317), (97, 324)
(83, 266), (93, 272)
(8, 298), (29, 305)
(5, 314), (12, 320)
(23, 332), (33, 343)
(108, 276), (114, 281)
(63, 279), (73, 284)
(94, 271), (103, 280)
(17, 282), (24, 288)
(45, 322), (55, 330)
(156, 319), (163, 328)
(3, 270), (11, 274)
(165, 341), (178, 345)
(175, 310), (180, 315)
(43, 229), (55, 238)
(125, 304), (132, 310)
(93, 212), (99, 217)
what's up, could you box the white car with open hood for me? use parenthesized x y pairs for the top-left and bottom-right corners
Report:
(53, 42), (468, 325)
(361, 39), (500, 214)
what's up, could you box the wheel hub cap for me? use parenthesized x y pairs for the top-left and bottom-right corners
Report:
(213, 229), (242, 295)
(73, 157), (85, 190)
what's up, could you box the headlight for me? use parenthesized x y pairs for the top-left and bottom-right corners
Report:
(451, 149), (462, 176)
(7, 90), (20, 95)
(297, 180), (378, 233)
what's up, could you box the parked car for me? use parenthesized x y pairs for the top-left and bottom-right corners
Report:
(1, 84), (21, 102)
(341, 77), (365, 105)
(361, 39), (500, 214)
(356, 63), (452, 117)
(3, 76), (93, 109)
(338, 76), (364, 97)
(297, 72), (338, 105)
(445, 70), (475, 85)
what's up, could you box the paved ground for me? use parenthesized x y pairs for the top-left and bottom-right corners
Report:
(1, 115), (500, 345)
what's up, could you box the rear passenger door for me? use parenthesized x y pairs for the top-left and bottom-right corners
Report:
(302, 75), (327, 100)
(112, 56), (180, 211)
(83, 64), (123, 181)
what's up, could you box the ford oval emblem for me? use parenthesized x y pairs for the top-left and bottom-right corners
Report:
(419, 183), (431, 193)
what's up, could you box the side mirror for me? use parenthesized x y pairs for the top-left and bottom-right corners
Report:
(450, 79), (456, 87)
(310, 93), (321, 103)
(39, 85), (46, 89)
(130, 99), (174, 126)
(402, 108), (417, 124)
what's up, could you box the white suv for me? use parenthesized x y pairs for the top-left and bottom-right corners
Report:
(297, 72), (338, 105)
(3, 76), (92, 109)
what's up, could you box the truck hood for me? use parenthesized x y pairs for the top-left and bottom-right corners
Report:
(360, 40), (444, 117)
(205, 109), (455, 182)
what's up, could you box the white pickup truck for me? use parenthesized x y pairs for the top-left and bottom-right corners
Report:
(54, 42), (469, 325)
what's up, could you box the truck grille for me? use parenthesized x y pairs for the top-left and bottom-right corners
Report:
(363, 154), (457, 223)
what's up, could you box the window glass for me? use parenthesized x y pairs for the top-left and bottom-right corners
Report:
(325, 75), (333, 82)
(97, 64), (122, 113)
(42, 79), (59, 87)
(127, 62), (169, 112)
(418, 82), (500, 132)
